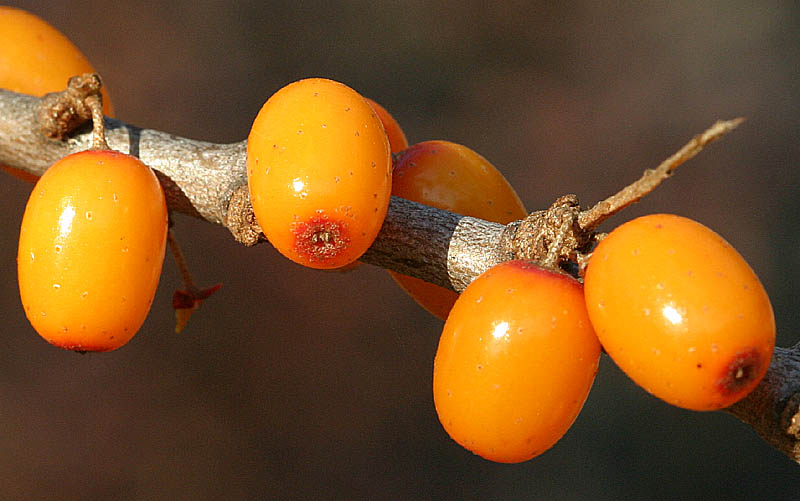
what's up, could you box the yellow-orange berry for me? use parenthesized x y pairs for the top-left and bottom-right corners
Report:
(584, 214), (775, 410)
(0, 6), (113, 115)
(247, 78), (392, 269)
(18, 150), (167, 352)
(434, 261), (600, 463)
(389, 140), (526, 319)
(0, 7), (114, 184)
(364, 97), (408, 153)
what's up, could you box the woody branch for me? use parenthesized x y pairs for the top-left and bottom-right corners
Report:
(0, 88), (798, 463)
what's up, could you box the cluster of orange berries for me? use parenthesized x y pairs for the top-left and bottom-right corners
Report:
(2, 7), (776, 464)
(245, 78), (776, 463)
(435, 215), (775, 462)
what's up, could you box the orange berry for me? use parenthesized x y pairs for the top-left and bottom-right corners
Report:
(389, 140), (526, 319)
(0, 6), (114, 115)
(0, 7), (114, 183)
(584, 214), (775, 410)
(364, 97), (409, 153)
(434, 261), (600, 463)
(247, 78), (392, 269)
(18, 150), (167, 352)
(2, 163), (40, 184)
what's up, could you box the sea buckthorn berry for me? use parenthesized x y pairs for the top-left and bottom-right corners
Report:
(433, 261), (600, 463)
(389, 140), (526, 319)
(0, 7), (114, 115)
(364, 98), (408, 153)
(584, 213), (775, 410)
(18, 150), (167, 352)
(0, 7), (114, 184)
(247, 78), (392, 269)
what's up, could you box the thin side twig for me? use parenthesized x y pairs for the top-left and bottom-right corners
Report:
(578, 118), (745, 232)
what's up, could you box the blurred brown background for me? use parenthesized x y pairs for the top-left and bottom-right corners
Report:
(1, 1), (798, 498)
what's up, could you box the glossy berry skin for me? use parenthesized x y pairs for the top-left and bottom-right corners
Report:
(434, 261), (600, 463)
(247, 78), (392, 269)
(18, 150), (167, 352)
(364, 98), (408, 153)
(390, 141), (526, 319)
(0, 6), (114, 115)
(584, 214), (775, 410)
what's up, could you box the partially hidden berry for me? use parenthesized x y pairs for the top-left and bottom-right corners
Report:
(0, 6), (114, 183)
(364, 97), (408, 153)
(390, 140), (526, 319)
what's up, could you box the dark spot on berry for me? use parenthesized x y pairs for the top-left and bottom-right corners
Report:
(716, 347), (762, 396)
(697, 363), (703, 368)
(292, 213), (350, 263)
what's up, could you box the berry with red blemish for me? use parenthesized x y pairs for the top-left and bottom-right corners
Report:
(246, 78), (391, 269)
(291, 211), (351, 264)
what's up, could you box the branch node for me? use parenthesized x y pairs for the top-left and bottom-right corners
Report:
(511, 194), (586, 270)
(225, 185), (263, 246)
(38, 73), (105, 142)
